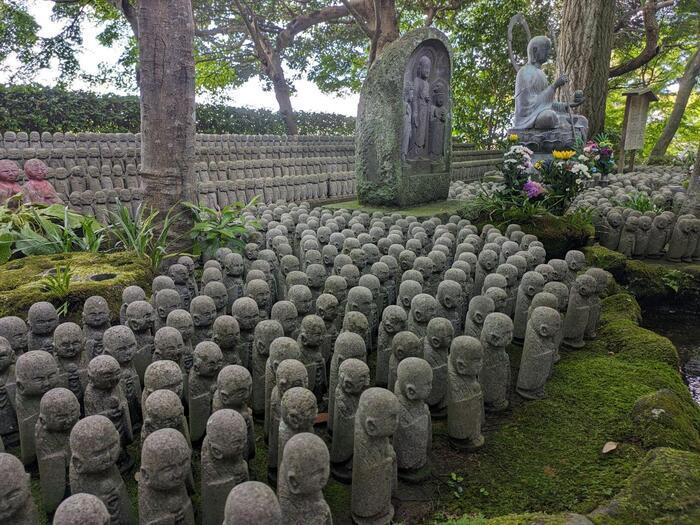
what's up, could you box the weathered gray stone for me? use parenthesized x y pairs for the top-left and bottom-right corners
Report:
(480, 313), (513, 412)
(82, 295), (111, 359)
(330, 358), (369, 482)
(387, 330), (423, 395)
(27, 301), (59, 353)
(69, 415), (135, 524)
(0, 452), (39, 524)
(212, 315), (241, 366)
(252, 320), (284, 418)
(138, 428), (194, 525)
(0, 315), (28, 355)
(423, 317), (453, 416)
(141, 388), (190, 446)
(201, 409), (249, 525)
(517, 306), (561, 399)
(328, 331), (366, 434)
(356, 28), (452, 207)
(513, 271), (545, 343)
(212, 365), (255, 460)
(278, 432), (332, 525)
(463, 295), (495, 340)
(53, 322), (88, 407)
(447, 336), (484, 450)
(393, 357), (432, 482)
(188, 341), (224, 443)
(351, 387), (400, 525)
(223, 481), (282, 525)
(35, 387), (79, 513)
(53, 493), (110, 525)
(277, 386), (317, 470)
(0, 336), (17, 446)
(563, 274), (596, 349)
(16, 350), (58, 465)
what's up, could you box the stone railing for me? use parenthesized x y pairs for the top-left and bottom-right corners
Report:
(0, 132), (502, 210)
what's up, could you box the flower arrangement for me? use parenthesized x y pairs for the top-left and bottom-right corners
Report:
(575, 135), (615, 177)
(502, 144), (534, 191)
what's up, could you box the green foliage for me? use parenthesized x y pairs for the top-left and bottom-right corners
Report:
(611, 192), (666, 214)
(0, 84), (356, 135)
(183, 199), (260, 259)
(39, 265), (72, 316)
(108, 204), (179, 272)
(0, 200), (105, 262)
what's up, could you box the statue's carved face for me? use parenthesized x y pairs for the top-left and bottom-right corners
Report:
(527, 36), (552, 65)
(24, 159), (49, 181)
(418, 56), (432, 79)
(0, 160), (20, 183)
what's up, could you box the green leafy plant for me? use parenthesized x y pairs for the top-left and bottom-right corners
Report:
(447, 472), (465, 500)
(0, 202), (105, 262)
(40, 265), (73, 317)
(183, 199), (260, 258)
(108, 203), (180, 271)
(612, 193), (666, 214)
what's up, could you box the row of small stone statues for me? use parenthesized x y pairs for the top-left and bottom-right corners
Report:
(0, 201), (609, 524)
(569, 168), (699, 262)
(1, 130), (354, 150)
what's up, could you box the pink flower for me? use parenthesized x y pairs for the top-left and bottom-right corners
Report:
(523, 180), (546, 198)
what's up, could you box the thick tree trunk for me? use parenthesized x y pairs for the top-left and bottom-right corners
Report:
(267, 55), (299, 135)
(366, 0), (399, 65)
(649, 46), (700, 159)
(556, 0), (615, 138)
(138, 0), (197, 246)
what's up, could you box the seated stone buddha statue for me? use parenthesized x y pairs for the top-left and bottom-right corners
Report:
(509, 35), (588, 152)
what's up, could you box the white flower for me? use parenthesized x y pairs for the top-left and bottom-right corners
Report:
(578, 155), (588, 162)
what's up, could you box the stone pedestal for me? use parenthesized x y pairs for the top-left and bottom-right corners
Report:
(355, 28), (452, 207)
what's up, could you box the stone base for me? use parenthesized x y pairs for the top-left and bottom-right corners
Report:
(508, 126), (585, 153)
(352, 505), (394, 525)
(358, 168), (451, 208)
(331, 459), (353, 484)
(449, 434), (485, 451)
(398, 462), (432, 483)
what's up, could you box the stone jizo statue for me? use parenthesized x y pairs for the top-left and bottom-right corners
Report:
(480, 312), (514, 412)
(277, 386), (317, 471)
(188, 341), (224, 443)
(330, 358), (369, 482)
(53, 322), (88, 408)
(223, 481), (282, 525)
(35, 387), (80, 513)
(0, 159), (22, 205)
(16, 350), (58, 465)
(53, 493), (110, 525)
(517, 306), (561, 399)
(351, 387), (400, 525)
(213, 365), (255, 460)
(0, 452), (39, 524)
(27, 301), (59, 353)
(69, 415), (136, 525)
(447, 336), (484, 450)
(201, 409), (249, 525)
(82, 295), (111, 360)
(278, 432), (332, 525)
(22, 158), (63, 204)
(138, 428), (195, 525)
(393, 357), (433, 482)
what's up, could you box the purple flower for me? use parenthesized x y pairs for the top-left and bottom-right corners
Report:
(523, 180), (546, 198)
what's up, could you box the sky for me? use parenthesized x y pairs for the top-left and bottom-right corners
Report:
(0, 2), (361, 117)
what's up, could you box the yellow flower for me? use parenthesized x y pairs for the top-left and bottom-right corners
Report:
(534, 160), (543, 170)
(553, 150), (576, 160)
(508, 133), (519, 142)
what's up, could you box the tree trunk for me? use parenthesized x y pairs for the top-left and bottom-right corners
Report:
(366, 0), (399, 65)
(649, 46), (700, 159)
(138, 0), (197, 248)
(556, 0), (615, 138)
(267, 54), (299, 135)
(682, 142), (700, 217)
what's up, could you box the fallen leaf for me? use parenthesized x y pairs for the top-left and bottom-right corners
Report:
(602, 441), (618, 454)
(543, 466), (557, 478)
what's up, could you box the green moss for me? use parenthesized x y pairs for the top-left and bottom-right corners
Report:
(438, 512), (589, 525)
(631, 389), (700, 451)
(583, 246), (627, 276)
(0, 251), (152, 323)
(600, 294), (641, 325)
(590, 448), (700, 524)
(435, 289), (692, 522)
(583, 245), (700, 310)
(321, 199), (467, 222)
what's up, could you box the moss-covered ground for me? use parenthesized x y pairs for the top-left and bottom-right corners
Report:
(0, 251), (152, 324)
(321, 199), (467, 222)
(584, 245), (700, 312)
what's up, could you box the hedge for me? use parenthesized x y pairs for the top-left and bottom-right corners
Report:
(0, 84), (356, 136)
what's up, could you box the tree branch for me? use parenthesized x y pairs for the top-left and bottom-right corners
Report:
(276, 4), (351, 50)
(340, 0), (373, 38)
(609, 0), (663, 78)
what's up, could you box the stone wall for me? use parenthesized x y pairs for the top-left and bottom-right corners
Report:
(0, 131), (501, 212)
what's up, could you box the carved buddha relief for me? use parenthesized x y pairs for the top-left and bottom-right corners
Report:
(402, 40), (451, 161)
